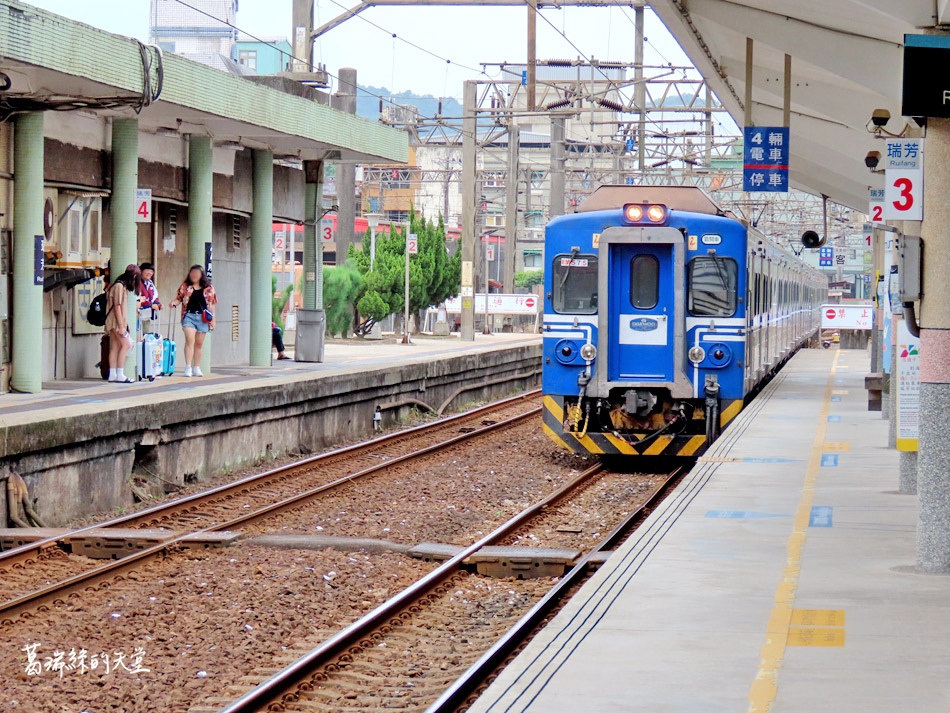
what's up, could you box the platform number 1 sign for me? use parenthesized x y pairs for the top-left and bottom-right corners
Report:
(883, 139), (923, 221)
(135, 188), (152, 223)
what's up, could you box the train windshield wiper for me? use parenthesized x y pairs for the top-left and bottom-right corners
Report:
(557, 248), (581, 291)
(709, 252), (729, 291)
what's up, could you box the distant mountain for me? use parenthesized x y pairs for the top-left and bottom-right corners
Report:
(355, 85), (463, 122)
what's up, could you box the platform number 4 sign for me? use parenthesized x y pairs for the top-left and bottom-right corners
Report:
(135, 188), (152, 223)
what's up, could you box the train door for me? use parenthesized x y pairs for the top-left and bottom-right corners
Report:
(608, 243), (673, 381)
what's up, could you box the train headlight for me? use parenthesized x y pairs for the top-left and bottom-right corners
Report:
(624, 204), (644, 222)
(647, 204), (667, 222)
(580, 343), (597, 361)
(688, 346), (706, 365)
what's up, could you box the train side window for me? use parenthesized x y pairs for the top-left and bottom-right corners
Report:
(552, 254), (598, 314)
(688, 256), (738, 317)
(630, 255), (659, 309)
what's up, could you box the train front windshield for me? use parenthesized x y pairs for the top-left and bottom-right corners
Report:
(552, 255), (598, 314)
(688, 256), (738, 317)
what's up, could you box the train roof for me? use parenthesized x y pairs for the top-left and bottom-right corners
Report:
(575, 185), (726, 216)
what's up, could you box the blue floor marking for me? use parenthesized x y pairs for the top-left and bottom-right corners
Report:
(742, 457), (804, 463)
(831, 396), (842, 402)
(828, 415), (841, 422)
(705, 510), (789, 519)
(821, 454), (839, 467)
(809, 506), (834, 527)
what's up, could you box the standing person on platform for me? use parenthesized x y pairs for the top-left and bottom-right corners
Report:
(105, 264), (142, 384)
(138, 262), (162, 334)
(170, 265), (217, 378)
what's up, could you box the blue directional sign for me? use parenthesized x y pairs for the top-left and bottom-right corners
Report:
(743, 126), (789, 192)
(522, 70), (527, 86)
(819, 247), (834, 267)
(625, 138), (636, 152)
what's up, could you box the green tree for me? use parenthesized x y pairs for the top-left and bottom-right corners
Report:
(323, 264), (364, 336)
(515, 270), (544, 289)
(348, 209), (460, 333)
(271, 274), (294, 329)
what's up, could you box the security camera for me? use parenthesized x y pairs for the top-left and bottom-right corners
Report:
(801, 230), (825, 249)
(871, 109), (891, 128)
(865, 151), (881, 169)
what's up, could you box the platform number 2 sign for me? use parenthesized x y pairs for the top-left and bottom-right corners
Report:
(134, 188), (152, 223)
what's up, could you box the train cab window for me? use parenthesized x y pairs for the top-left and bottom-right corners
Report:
(688, 256), (738, 317)
(552, 254), (598, 314)
(630, 255), (658, 309)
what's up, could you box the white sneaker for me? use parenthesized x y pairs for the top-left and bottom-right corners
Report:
(192, 367), (204, 377)
(184, 366), (192, 377)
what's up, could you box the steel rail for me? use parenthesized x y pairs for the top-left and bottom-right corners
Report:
(424, 466), (684, 713)
(0, 403), (541, 623)
(0, 389), (540, 569)
(216, 461), (606, 713)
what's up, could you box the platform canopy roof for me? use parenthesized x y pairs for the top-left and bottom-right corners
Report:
(650, 0), (941, 212)
(0, 0), (408, 164)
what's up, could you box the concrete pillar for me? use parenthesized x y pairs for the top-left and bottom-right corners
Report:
(332, 68), (357, 266)
(916, 116), (950, 571)
(110, 118), (139, 376)
(901, 452), (918, 494)
(504, 124), (519, 294)
(189, 135), (213, 374)
(296, 159), (326, 362)
(460, 80), (477, 342)
(870, 226), (883, 374)
(302, 161), (323, 310)
(11, 112), (44, 393)
(549, 117), (566, 219)
(250, 148), (273, 367)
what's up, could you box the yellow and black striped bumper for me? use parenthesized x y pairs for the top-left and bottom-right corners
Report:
(542, 394), (743, 456)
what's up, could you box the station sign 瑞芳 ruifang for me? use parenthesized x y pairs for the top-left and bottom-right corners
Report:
(902, 34), (950, 118)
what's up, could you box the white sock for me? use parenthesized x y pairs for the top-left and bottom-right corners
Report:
(109, 368), (117, 380)
(117, 369), (126, 380)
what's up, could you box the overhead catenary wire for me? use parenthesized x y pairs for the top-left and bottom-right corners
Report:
(169, 0), (483, 141)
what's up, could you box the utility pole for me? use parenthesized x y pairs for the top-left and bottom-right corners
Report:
(460, 80), (477, 341)
(504, 124), (519, 293)
(549, 116), (566, 218)
(292, 0), (314, 72)
(527, 0), (537, 111)
(634, 3), (645, 173)
(332, 68), (358, 267)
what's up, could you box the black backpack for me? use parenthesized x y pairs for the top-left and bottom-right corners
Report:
(86, 292), (111, 327)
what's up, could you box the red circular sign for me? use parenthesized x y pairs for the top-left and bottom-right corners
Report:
(825, 308), (837, 320)
(525, 296), (536, 308)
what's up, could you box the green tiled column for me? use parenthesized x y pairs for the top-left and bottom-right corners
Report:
(189, 135), (213, 373)
(110, 118), (139, 375)
(11, 112), (44, 393)
(250, 149), (273, 366)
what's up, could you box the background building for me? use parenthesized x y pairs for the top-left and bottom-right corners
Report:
(149, 0), (238, 72)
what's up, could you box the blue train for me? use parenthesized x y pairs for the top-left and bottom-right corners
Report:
(542, 186), (826, 457)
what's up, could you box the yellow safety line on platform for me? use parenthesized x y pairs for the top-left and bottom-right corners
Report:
(720, 399), (743, 427)
(747, 350), (840, 713)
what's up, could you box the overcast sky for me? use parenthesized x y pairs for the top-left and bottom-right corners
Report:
(28, 0), (696, 99)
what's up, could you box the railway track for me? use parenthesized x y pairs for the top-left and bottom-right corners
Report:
(0, 391), (541, 619)
(203, 464), (683, 713)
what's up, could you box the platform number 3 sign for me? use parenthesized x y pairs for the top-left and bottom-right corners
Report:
(883, 139), (923, 221)
(135, 188), (152, 223)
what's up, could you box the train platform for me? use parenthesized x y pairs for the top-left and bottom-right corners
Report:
(0, 332), (539, 427)
(468, 347), (948, 713)
(0, 333), (541, 526)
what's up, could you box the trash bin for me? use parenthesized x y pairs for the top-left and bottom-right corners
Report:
(295, 309), (326, 362)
